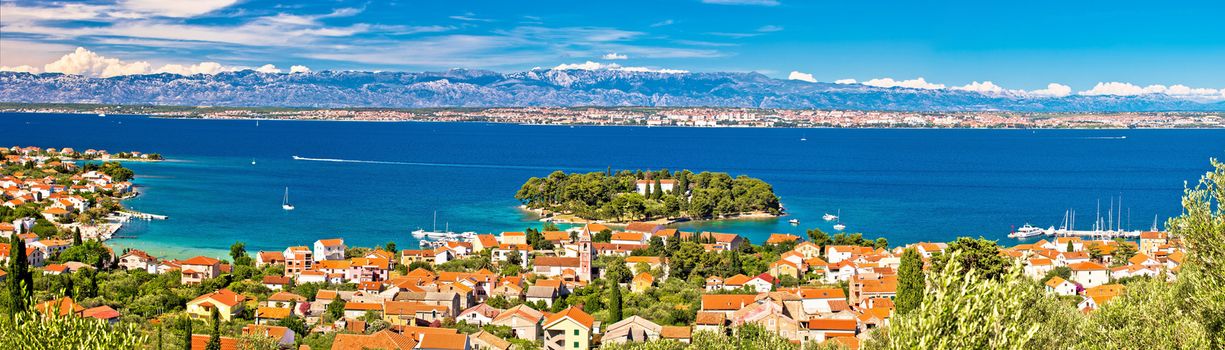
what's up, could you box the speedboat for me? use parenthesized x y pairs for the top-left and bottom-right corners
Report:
(788, 219), (800, 225)
(823, 213), (838, 221)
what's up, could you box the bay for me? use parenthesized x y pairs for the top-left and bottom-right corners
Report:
(3, 112), (1222, 259)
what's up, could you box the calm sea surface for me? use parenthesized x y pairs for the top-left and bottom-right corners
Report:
(3, 112), (1223, 259)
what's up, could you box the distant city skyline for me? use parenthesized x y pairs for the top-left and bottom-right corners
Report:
(1, 0), (1223, 99)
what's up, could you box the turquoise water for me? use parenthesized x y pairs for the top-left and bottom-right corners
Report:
(4, 113), (1223, 259)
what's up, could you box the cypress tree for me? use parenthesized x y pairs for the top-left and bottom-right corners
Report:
(73, 227), (82, 245)
(157, 322), (163, 350)
(182, 316), (193, 350)
(7, 238), (33, 314)
(1066, 241), (1074, 253)
(206, 307), (221, 350)
(652, 178), (663, 200)
(609, 283), (623, 323)
(896, 248), (924, 315)
(644, 182), (652, 198)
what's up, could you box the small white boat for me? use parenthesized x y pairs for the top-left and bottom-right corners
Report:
(1008, 223), (1046, 238)
(823, 213), (838, 221)
(788, 219), (800, 225)
(251, 158), (257, 165)
(98, 113), (106, 117)
(282, 187), (295, 210)
(832, 209), (844, 231)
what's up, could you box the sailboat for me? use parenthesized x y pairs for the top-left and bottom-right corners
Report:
(281, 187), (294, 210)
(832, 209), (846, 231)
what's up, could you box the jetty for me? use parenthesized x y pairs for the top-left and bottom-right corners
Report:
(118, 210), (169, 221)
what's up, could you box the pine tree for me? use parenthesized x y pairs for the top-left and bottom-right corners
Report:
(73, 227), (82, 245)
(896, 248), (924, 315)
(609, 283), (623, 323)
(206, 307), (221, 350)
(7, 238), (33, 314)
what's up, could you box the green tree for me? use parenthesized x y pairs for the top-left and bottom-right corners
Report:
(930, 237), (1009, 280)
(326, 294), (345, 321)
(206, 307), (221, 350)
(72, 227), (82, 245)
(1065, 241), (1074, 253)
(1111, 238), (1138, 266)
(58, 240), (112, 269)
(1166, 159), (1225, 347)
(6, 238), (33, 314)
(652, 178), (664, 200)
(384, 241), (397, 253)
(609, 282), (623, 323)
(896, 248), (923, 315)
(230, 241), (251, 266)
(181, 316), (193, 350)
(203, 307), (220, 347)
(874, 237), (888, 250)
(806, 228), (831, 252)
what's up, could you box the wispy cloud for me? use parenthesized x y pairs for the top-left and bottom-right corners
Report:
(449, 12), (494, 22)
(650, 19), (675, 27)
(602, 53), (629, 60)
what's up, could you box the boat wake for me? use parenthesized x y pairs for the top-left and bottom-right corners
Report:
(291, 155), (591, 171)
(1070, 136), (1127, 140)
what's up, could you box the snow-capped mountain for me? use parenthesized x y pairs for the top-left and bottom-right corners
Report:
(1, 69), (1220, 112)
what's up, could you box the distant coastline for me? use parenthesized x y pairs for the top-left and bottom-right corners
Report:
(2, 103), (1222, 129)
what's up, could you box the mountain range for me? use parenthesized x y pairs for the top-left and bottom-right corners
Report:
(1, 69), (1221, 112)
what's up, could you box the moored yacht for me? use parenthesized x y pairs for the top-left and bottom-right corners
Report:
(1008, 223), (1045, 238)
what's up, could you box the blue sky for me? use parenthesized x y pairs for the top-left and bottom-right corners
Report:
(2, 0), (1223, 96)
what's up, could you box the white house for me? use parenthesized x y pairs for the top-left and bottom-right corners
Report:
(313, 239), (346, 261)
(745, 273), (776, 293)
(1044, 276), (1078, 296)
(635, 179), (676, 196)
(1069, 262), (1109, 288)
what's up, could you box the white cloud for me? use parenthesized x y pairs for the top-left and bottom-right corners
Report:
(255, 64), (282, 74)
(834, 79), (857, 84)
(0, 65), (41, 74)
(788, 71), (816, 83)
(118, 0), (238, 18)
(290, 65), (312, 73)
(701, 0), (781, 6)
(1027, 83), (1072, 97)
(1079, 82), (1224, 101)
(954, 81), (1006, 94)
(155, 61), (227, 75)
(863, 77), (945, 90)
(43, 47), (153, 77)
(552, 61), (687, 74)
(601, 53), (628, 60)
(0, 47), (319, 77)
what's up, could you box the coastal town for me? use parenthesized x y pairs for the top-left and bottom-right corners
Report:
(1, 145), (1203, 349)
(3, 104), (1222, 129)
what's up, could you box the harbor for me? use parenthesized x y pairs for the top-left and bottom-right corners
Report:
(1010, 197), (1155, 240)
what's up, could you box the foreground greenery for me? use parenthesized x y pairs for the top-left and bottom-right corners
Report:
(0, 310), (147, 349)
(516, 169), (781, 221)
(865, 159), (1225, 350)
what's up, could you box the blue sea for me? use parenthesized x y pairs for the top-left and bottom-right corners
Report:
(3, 112), (1223, 259)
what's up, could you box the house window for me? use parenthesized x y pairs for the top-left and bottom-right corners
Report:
(573, 329), (579, 336)
(573, 342), (579, 348)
